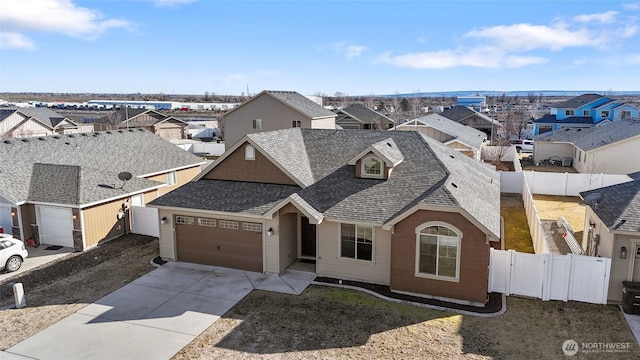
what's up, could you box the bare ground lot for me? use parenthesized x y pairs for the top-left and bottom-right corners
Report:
(1, 234), (638, 359)
(501, 194), (535, 253)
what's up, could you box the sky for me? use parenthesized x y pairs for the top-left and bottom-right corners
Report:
(0, 0), (639, 96)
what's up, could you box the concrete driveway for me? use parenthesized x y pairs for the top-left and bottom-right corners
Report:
(4, 261), (315, 360)
(0, 245), (74, 282)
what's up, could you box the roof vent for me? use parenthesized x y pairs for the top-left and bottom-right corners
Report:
(577, 129), (582, 132)
(64, 142), (70, 145)
(20, 138), (29, 142)
(128, 129), (135, 132)
(387, 142), (393, 147)
(3, 140), (11, 144)
(52, 135), (60, 139)
(450, 155), (455, 159)
(451, 182), (458, 188)
(67, 134), (75, 138)
(38, 137), (46, 141)
(106, 131), (112, 134)
(117, 130), (124, 133)
(81, 133), (88, 136)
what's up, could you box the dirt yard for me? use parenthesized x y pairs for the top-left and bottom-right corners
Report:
(533, 195), (586, 239)
(501, 194), (535, 253)
(0, 234), (158, 350)
(173, 287), (638, 359)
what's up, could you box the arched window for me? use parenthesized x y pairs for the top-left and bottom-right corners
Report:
(245, 144), (255, 160)
(415, 222), (462, 281)
(361, 156), (382, 178)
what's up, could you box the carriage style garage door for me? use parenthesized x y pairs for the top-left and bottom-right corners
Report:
(37, 206), (74, 247)
(174, 215), (263, 272)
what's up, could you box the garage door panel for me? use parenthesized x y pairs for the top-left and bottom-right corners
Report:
(175, 221), (262, 272)
(38, 206), (73, 247)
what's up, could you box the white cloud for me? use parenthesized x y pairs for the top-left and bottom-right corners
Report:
(223, 73), (245, 82)
(0, 0), (131, 49)
(0, 31), (35, 50)
(623, 2), (640, 10)
(152, 0), (197, 8)
(621, 25), (639, 37)
(574, 11), (618, 24)
(346, 45), (366, 59)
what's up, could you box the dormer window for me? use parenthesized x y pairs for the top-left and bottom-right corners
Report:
(362, 156), (383, 178)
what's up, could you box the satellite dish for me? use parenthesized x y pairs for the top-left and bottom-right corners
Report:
(118, 172), (133, 181)
(583, 193), (603, 206)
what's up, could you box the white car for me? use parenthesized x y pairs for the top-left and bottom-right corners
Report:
(0, 234), (29, 273)
(511, 139), (534, 153)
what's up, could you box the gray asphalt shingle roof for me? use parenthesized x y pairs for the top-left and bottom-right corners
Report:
(533, 114), (594, 124)
(440, 106), (500, 125)
(0, 107), (73, 128)
(399, 114), (487, 149)
(152, 128), (500, 237)
(580, 173), (640, 232)
(336, 104), (395, 125)
(0, 129), (204, 205)
(552, 94), (603, 109)
(534, 118), (640, 151)
(264, 91), (336, 119)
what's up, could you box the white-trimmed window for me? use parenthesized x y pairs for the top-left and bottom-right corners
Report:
(601, 110), (610, 118)
(219, 220), (239, 230)
(245, 145), (255, 160)
(166, 171), (177, 185)
(416, 223), (462, 281)
(565, 109), (575, 116)
(252, 119), (262, 129)
(621, 110), (632, 119)
(242, 222), (262, 232)
(292, 120), (301, 128)
(361, 156), (383, 179)
(340, 223), (373, 261)
(175, 215), (194, 225)
(198, 218), (216, 227)
(583, 110), (590, 116)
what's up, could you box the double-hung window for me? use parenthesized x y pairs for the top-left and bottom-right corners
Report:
(340, 223), (373, 261)
(252, 119), (262, 129)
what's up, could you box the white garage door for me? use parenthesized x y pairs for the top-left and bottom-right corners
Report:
(38, 206), (74, 247)
(0, 205), (12, 235)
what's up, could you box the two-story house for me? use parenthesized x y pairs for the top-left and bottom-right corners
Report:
(222, 90), (337, 146)
(533, 94), (639, 135)
(334, 103), (395, 130)
(0, 107), (79, 138)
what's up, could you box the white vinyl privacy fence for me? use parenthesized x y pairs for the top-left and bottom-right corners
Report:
(489, 249), (611, 304)
(501, 171), (631, 196)
(131, 206), (159, 238)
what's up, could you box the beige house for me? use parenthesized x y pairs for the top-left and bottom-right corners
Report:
(391, 114), (487, 160)
(149, 128), (501, 306)
(222, 90), (337, 146)
(117, 109), (189, 140)
(580, 172), (640, 303)
(534, 118), (640, 174)
(439, 105), (500, 140)
(335, 103), (395, 130)
(0, 129), (204, 251)
(0, 107), (79, 138)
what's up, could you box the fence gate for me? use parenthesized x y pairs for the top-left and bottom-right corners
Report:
(131, 206), (159, 238)
(489, 248), (611, 304)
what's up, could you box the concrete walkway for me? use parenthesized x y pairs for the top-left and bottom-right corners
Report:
(621, 307), (640, 347)
(3, 262), (315, 360)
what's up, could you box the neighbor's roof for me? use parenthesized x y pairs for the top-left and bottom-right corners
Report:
(580, 172), (640, 233)
(150, 128), (501, 238)
(395, 114), (487, 149)
(0, 107), (75, 128)
(534, 118), (640, 151)
(119, 109), (187, 127)
(224, 90), (336, 119)
(0, 129), (204, 205)
(533, 114), (594, 125)
(551, 94), (604, 109)
(440, 106), (500, 125)
(335, 103), (395, 125)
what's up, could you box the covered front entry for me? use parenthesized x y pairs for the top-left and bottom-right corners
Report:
(174, 215), (263, 272)
(300, 216), (316, 258)
(36, 205), (74, 247)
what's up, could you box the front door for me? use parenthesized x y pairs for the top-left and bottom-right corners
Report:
(300, 216), (316, 258)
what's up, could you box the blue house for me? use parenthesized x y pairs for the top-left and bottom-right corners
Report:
(533, 94), (639, 135)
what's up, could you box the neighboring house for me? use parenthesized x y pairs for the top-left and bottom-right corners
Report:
(117, 109), (189, 140)
(0, 129), (205, 251)
(391, 114), (487, 160)
(439, 105), (500, 140)
(149, 128), (501, 306)
(0, 107), (79, 138)
(533, 118), (640, 174)
(579, 172), (640, 303)
(533, 94), (639, 135)
(222, 90), (337, 146)
(334, 103), (395, 130)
